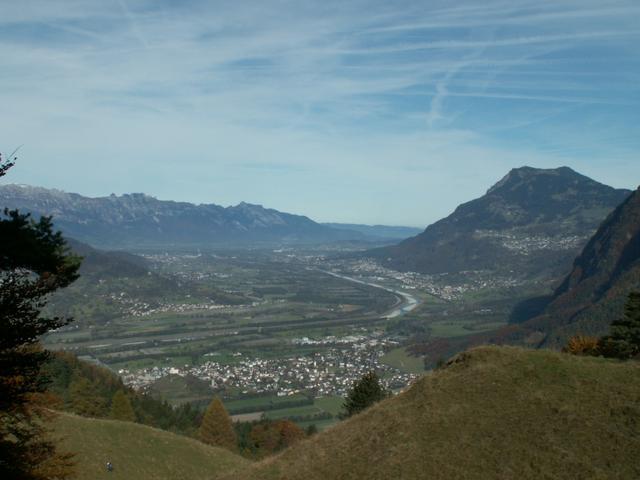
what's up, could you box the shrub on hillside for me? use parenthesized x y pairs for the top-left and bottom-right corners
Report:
(563, 292), (640, 360)
(563, 335), (600, 356)
(248, 420), (305, 457)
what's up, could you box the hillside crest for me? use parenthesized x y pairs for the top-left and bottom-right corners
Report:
(224, 346), (640, 480)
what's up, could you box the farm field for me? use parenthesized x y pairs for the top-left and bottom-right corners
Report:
(43, 248), (540, 419)
(228, 395), (343, 431)
(380, 347), (425, 374)
(44, 251), (401, 378)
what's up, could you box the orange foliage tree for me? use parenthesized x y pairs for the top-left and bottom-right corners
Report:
(198, 397), (237, 452)
(249, 419), (305, 457)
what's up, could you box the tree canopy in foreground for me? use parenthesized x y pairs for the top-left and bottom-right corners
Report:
(0, 153), (81, 479)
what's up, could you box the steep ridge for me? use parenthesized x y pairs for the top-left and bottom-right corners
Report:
(225, 347), (640, 480)
(52, 412), (248, 480)
(497, 186), (640, 347)
(0, 185), (363, 248)
(367, 167), (630, 278)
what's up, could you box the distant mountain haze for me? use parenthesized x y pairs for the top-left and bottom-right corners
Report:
(322, 223), (423, 240)
(0, 185), (376, 248)
(366, 166), (631, 278)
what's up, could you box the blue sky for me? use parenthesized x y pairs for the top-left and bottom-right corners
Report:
(1, 0), (639, 227)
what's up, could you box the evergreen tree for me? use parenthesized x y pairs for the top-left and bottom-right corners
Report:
(342, 371), (388, 418)
(110, 390), (136, 422)
(0, 153), (80, 479)
(600, 291), (640, 359)
(198, 397), (237, 452)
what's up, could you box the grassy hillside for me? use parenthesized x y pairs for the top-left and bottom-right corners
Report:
(51, 412), (249, 480)
(225, 347), (640, 480)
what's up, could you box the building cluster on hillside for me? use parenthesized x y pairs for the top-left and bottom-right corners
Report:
(473, 230), (586, 254)
(120, 335), (419, 397)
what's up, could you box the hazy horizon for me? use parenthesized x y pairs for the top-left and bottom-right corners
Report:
(1, 0), (639, 226)
(1, 161), (635, 230)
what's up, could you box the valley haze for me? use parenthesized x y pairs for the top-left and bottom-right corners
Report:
(1, 1), (639, 479)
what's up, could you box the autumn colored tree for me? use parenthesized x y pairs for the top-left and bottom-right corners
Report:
(0, 152), (81, 479)
(198, 397), (237, 452)
(248, 419), (305, 457)
(342, 371), (388, 418)
(275, 419), (305, 447)
(110, 390), (136, 422)
(563, 335), (600, 356)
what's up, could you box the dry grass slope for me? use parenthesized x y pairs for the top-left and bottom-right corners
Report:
(51, 412), (249, 480)
(225, 346), (640, 480)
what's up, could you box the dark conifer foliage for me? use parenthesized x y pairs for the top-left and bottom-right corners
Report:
(599, 291), (640, 359)
(342, 371), (388, 418)
(0, 154), (81, 479)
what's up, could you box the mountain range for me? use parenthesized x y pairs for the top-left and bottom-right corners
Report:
(0, 185), (375, 248)
(366, 166), (631, 279)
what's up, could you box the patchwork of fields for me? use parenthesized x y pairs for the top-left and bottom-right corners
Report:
(44, 248), (545, 428)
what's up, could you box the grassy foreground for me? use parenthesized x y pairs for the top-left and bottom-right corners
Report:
(51, 412), (249, 480)
(224, 346), (640, 480)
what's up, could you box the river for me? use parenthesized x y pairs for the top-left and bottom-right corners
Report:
(319, 270), (420, 319)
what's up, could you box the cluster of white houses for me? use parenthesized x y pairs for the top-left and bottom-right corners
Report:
(120, 337), (419, 397)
